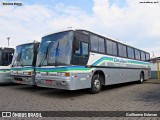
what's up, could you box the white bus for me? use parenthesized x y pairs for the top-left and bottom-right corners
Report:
(35, 29), (150, 93)
(0, 47), (14, 83)
(10, 41), (39, 86)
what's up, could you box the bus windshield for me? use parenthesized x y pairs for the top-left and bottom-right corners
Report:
(0, 48), (14, 66)
(0, 49), (2, 65)
(12, 44), (34, 66)
(36, 31), (74, 66)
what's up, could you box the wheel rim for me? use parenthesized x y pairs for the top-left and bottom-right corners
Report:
(94, 79), (100, 90)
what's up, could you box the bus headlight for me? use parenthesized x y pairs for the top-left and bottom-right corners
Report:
(23, 72), (32, 75)
(36, 72), (41, 75)
(57, 72), (70, 77)
(10, 71), (13, 75)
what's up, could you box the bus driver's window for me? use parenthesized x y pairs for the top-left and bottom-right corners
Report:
(75, 42), (89, 57)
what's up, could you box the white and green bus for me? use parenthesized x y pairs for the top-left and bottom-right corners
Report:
(10, 41), (39, 86)
(0, 47), (14, 83)
(35, 29), (150, 93)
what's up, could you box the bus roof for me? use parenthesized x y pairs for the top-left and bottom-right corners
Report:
(42, 28), (118, 42)
(16, 40), (40, 47)
(42, 29), (75, 38)
(42, 29), (150, 54)
(0, 46), (15, 49)
(80, 29), (150, 54)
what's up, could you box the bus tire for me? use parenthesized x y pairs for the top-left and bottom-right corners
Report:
(139, 72), (144, 84)
(89, 74), (102, 94)
(32, 85), (37, 88)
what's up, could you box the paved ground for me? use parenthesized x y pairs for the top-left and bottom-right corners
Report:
(0, 79), (160, 120)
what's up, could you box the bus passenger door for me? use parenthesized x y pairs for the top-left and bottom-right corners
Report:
(72, 31), (90, 66)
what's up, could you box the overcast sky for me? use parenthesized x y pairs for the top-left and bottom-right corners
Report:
(0, 0), (160, 57)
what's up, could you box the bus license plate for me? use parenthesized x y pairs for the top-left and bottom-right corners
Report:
(46, 80), (52, 84)
(16, 80), (21, 83)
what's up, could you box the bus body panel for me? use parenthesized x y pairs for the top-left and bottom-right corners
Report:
(35, 67), (149, 90)
(0, 47), (14, 84)
(35, 29), (150, 91)
(10, 42), (39, 85)
(88, 52), (150, 86)
(36, 74), (73, 90)
(35, 66), (92, 90)
(103, 68), (145, 85)
(35, 52), (150, 90)
(0, 66), (12, 84)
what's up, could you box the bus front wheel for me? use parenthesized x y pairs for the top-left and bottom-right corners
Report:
(89, 74), (102, 94)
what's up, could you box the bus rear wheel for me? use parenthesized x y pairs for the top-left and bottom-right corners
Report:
(139, 72), (144, 84)
(89, 74), (102, 94)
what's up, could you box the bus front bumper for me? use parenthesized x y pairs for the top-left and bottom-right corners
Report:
(11, 75), (36, 85)
(35, 75), (74, 90)
(0, 72), (12, 84)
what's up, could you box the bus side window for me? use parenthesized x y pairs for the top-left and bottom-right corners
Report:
(2, 52), (8, 65)
(91, 35), (98, 52)
(146, 53), (150, 60)
(106, 40), (112, 54)
(112, 42), (117, 56)
(106, 40), (117, 56)
(75, 42), (89, 57)
(135, 49), (140, 60)
(127, 47), (135, 59)
(118, 44), (127, 57)
(9, 53), (13, 62)
(0, 50), (2, 65)
(98, 37), (105, 53)
(141, 51), (146, 61)
(90, 35), (105, 53)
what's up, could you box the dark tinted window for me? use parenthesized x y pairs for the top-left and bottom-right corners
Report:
(146, 53), (150, 60)
(141, 51), (146, 60)
(106, 40), (117, 55)
(2, 52), (13, 66)
(91, 35), (98, 52)
(127, 47), (134, 59)
(75, 42), (89, 57)
(0, 50), (2, 60)
(98, 37), (105, 53)
(112, 42), (117, 55)
(135, 49), (140, 60)
(4, 52), (13, 62)
(118, 44), (127, 57)
(91, 35), (105, 53)
(106, 40), (112, 54)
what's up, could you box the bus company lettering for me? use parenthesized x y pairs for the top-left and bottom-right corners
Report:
(2, 2), (22, 6)
(11, 112), (42, 117)
(114, 58), (127, 64)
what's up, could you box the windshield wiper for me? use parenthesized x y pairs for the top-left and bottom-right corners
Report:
(38, 44), (51, 67)
(16, 54), (23, 67)
(55, 41), (59, 67)
(12, 50), (23, 67)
